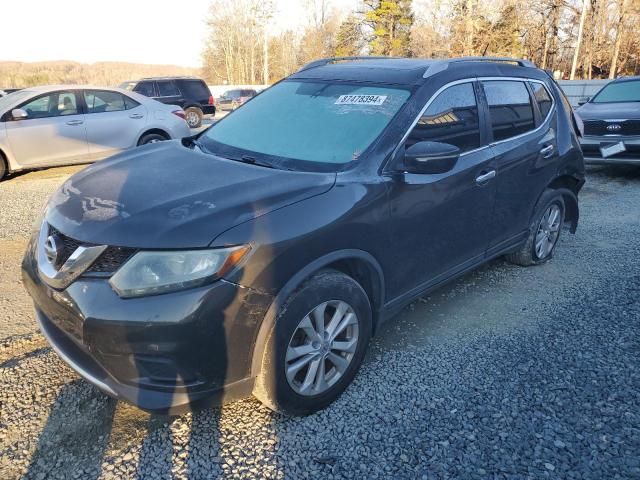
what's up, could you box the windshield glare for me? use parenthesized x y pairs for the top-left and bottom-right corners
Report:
(202, 81), (410, 167)
(592, 80), (640, 103)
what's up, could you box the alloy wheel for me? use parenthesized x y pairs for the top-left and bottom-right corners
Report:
(285, 300), (359, 396)
(186, 111), (199, 127)
(535, 203), (562, 259)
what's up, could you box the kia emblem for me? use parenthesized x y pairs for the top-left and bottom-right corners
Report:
(606, 124), (622, 131)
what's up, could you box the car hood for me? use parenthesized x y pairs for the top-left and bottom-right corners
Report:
(45, 141), (336, 248)
(575, 102), (640, 121)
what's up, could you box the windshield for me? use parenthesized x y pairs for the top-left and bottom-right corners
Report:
(592, 80), (640, 103)
(0, 90), (33, 112)
(201, 80), (410, 169)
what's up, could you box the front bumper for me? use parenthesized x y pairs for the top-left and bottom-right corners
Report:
(580, 135), (640, 165)
(22, 236), (272, 415)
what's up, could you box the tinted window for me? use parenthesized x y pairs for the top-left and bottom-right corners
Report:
(84, 90), (127, 113)
(483, 80), (535, 141)
(224, 89), (242, 99)
(133, 81), (156, 97)
(530, 82), (553, 118)
(178, 80), (209, 99)
(592, 80), (640, 103)
(406, 82), (480, 153)
(157, 81), (180, 97)
(20, 91), (78, 119)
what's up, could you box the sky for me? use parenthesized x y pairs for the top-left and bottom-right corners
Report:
(0, 0), (359, 68)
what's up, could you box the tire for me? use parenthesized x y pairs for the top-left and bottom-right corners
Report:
(254, 269), (372, 415)
(184, 107), (203, 128)
(138, 132), (168, 146)
(0, 153), (6, 181)
(506, 189), (566, 266)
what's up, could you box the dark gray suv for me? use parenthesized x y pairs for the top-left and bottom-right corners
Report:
(23, 57), (585, 416)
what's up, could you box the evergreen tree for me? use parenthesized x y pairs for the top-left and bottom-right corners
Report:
(363, 0), (414, 56)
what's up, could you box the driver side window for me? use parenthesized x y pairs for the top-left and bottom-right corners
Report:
(407, 82), (481, 153)
(20, 91), (78, 119)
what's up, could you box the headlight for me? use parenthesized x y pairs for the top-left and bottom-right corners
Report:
(109, 246), (250, 298)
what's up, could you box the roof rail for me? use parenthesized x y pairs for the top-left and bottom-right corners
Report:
(423, 57), (536, 78)
(140, 76), (198, 80)
(297, 56), (400, 73)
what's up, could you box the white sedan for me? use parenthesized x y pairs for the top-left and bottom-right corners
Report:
(0, 85), (191, 179)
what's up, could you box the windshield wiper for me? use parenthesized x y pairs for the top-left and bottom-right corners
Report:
(230, 154), (276, 169)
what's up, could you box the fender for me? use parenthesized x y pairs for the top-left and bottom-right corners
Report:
(249, 248), (385, 378)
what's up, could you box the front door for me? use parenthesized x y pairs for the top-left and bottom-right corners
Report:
(6, 90), (88, 167)
(385, 81), (497, 300)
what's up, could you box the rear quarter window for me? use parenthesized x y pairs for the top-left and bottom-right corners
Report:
(178, 80), (210, 99)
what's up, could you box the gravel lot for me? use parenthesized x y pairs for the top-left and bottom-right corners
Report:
(1, 164), (639, 479)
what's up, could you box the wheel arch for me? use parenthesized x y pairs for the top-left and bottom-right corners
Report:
(249, 249), (385, 378)
(137, 128), (170, 146)
(546, 174), (582, 233)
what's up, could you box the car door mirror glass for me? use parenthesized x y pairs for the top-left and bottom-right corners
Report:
(11, 108), (28, 120)
(577, 96), (590, 106)
(404, 141), (460, 174)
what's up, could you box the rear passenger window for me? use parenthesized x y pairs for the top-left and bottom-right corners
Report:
(157, 81), (180, 97)
(483, 80), (535, 141)
(133, 81), (156, 97)
(529, 82), (553, 119)
(406, 82), (481, 153)
(84, 90), (126, 113)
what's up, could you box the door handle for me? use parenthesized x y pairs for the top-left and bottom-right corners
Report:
(475, 170), (496, 185)
(66, 120), (83, 126)
(129, 113), (144, 119)
(540, 145), (554, 158)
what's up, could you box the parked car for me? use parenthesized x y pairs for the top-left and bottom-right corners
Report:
(575, 76), (640, 165)
(119, 77), (215, 128)
(0, 86), (190, 180)
(217, 88), (258, 111)
(23, 57), (585, 416)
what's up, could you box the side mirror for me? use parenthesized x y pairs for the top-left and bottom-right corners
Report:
(577, 97), (590, 106)
(404, 141), (460, 174)
(11, 108), (28, 120)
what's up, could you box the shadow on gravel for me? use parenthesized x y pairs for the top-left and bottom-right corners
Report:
(23, 381), (117, 480)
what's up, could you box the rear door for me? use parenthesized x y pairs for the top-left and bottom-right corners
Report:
(82, 89), (147, 159)
(481, 79), (559, 255)
(6, 90), (88, 166)
(156, 80), (184, 108)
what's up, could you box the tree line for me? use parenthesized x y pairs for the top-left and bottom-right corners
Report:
(0, 61), (199, 89)
(202, 0), (640, 84)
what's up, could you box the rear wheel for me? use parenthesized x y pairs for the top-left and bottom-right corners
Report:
(254, 269), (372, 415)
(0, 154), (6, 181)
(184, 107), (203, 128)
(506, 190), (566, 266)
(138, 132), (168, 146)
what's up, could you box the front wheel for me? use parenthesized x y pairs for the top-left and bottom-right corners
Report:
(254, 270), (372, 415)
(506, 190), (566, 266)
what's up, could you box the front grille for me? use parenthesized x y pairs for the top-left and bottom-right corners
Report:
(583, 119), (640, 136)
(48, 225), (136, 274)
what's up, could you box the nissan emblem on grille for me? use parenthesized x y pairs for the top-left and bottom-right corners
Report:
(606, 124), (622, 131)
(44, 235), (63, 267)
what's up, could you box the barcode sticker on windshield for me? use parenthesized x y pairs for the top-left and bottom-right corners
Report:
(335, 95), (387, 106)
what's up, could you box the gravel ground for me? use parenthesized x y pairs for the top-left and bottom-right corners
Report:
(0, 164), (639, 479)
